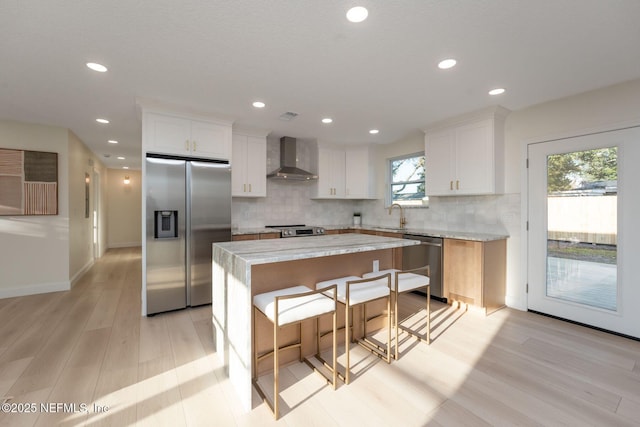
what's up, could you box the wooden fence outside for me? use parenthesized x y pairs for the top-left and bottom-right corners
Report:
(547, 195), (617, 245)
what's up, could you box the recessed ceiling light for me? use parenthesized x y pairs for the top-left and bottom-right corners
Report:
(96, 118), (109, 124)
(252, 101), (266, 108)
(438, 59), (457, 69)
(346, 6), (368, 23)
(123, 166), (129, 169)
(117, 156), (125, 160)
(369, 129), (379, 134)
(489, 88), (506, 96)
(86, 62), (107, 72)
(108, 140), (118, 144)
(322, 118), (333, 124)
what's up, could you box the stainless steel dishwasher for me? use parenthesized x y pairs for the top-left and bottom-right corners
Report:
(402, 234), (445, 302)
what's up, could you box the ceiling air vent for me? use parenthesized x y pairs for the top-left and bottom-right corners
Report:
(279, 111), (299, 121)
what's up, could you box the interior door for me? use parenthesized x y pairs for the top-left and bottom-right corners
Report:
(527, 126), (640, 338)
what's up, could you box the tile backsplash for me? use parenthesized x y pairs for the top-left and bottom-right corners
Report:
(232, 137), (357, 227)
(356, 194), (519, 236)
(232, 179), (357, 227)
(233, 188), (519, 236)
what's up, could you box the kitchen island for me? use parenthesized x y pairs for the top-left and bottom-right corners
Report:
(211, 233), (419, 411)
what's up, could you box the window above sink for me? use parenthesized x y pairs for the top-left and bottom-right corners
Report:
(387, 152), (427, 207)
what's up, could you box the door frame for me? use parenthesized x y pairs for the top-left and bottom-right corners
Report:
(520, 119), (640, 311)
(524, 124), (640, 337)
(92, 168), (101, 260)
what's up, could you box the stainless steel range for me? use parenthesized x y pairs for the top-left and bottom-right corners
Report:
(267, 224), (325, 238)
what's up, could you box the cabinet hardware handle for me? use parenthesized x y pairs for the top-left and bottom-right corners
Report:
(185, 140), (189, 151)
(193, 141), (197, 151)
(456, 180), (459, 190)
(243, 184), (246, 192)
(249, 183), (252, 192)
(450, 181), (453, 190)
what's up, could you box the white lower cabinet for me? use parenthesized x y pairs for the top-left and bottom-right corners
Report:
(232, 132), (267, 197)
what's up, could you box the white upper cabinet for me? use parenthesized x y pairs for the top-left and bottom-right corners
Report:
(345, 145), (376, 199)
(424, 106), (509, 196)
(314, 145), (345, 198)
(143, 111), (232, 160)
(232, 131), (267, 197)
(313, 144), (376, 199)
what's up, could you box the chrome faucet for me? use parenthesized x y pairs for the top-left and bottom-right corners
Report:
(388, 203), (406, 229)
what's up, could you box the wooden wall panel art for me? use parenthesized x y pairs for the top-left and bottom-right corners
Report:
(0, 148), (58, 215)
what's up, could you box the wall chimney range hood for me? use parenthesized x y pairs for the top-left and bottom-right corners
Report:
(267, 137), (318, 181)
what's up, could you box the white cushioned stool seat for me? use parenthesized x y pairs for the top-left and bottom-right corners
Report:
(252, 284), (338, 419)
(254, 285), (336, 326)
(316, 276), (389, 306)
(363, 269), (430, 293)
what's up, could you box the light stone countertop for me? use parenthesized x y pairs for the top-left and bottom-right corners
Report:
(321, 224), (509, 242)
(213, 232), (419, 265)
(230, 224), (508, 241)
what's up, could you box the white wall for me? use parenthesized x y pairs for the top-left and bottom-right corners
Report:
(107, 169), (142, 248)
(372, 130), (424, 196)
(0, 120), (107, 298)
(504, 77), (640, 310)
(0, 120), (70, 297)
(68, 130), (108, 282)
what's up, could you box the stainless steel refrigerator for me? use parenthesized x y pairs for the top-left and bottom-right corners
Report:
(145, 154), (231, 315)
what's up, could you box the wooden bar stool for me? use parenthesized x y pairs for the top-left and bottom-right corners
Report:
(252, 284), (338, 420)
(363, 265), (430, 359)
(315, 273), (392, 384)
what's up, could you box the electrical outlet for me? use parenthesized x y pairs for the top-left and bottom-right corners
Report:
(373, 260), (379, 272)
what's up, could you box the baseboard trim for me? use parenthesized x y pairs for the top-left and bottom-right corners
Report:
(108, 242), (141, 249)
(0, 281), (70, 299)
(70, 259), (94, 288)
(505, 295), (526, 311)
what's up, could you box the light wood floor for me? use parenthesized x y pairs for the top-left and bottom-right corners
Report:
(1, 248), (639, 426)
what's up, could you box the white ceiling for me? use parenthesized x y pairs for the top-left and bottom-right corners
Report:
(2, 0), (640, 169)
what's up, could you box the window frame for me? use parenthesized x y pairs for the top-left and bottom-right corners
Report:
(387, 151), (427, 208)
